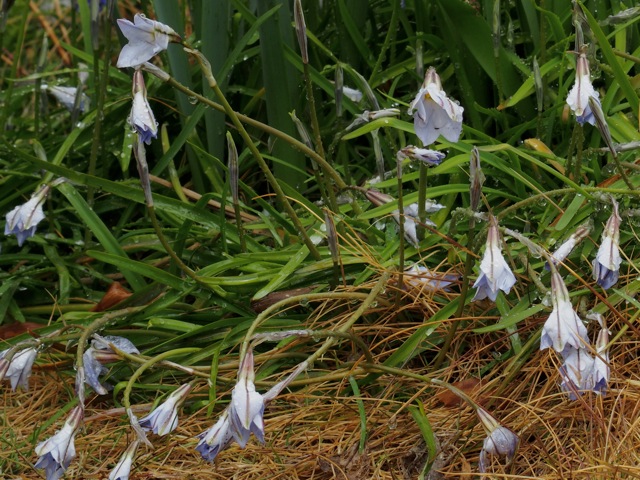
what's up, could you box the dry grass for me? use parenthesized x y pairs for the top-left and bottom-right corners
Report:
(2, 278), (640, 480)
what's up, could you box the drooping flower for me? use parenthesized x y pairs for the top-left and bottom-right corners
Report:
(4, 186), (49, 246)
(42, 85), (90, 113)
(566, 50), (599, 126)
(195, 409), (234, 462)
(472, 216), (517, 302)
(228, 350), (266, 448)
(83, 335), (140, 395)
(116, 13), (180, 68)
(343, 86), (363, 103)
(397, 145), (446, 166)
(398, 200), (445, 247)
(409, 66), (464, 145)
(559, 346), (596, 400)
(34, 405), (84, 480)
(540, 269), (589, 353)
(139, 383), (192, 436)
(476, 407), (519, 474)
(0, 347), (38, 391)
(591, 326), (610, 395)
(129, 69), (158, 144)
(404, 264), (458, 292)
(108, 440), (139, 480)
(592, 199), (622, 289)
(196, 353), (308, 462)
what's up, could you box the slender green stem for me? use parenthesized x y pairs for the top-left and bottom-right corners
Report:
(187, 48), (321, 261)
(417, 162), (428, 241)
(241, 291), (377, 360)
(122, 348), (202, 413)
(141, 63), (361, 217)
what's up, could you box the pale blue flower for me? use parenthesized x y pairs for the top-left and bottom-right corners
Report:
(108, 440), (139, 480)
(139, 383), (192, 436)
(195, 409), (233, 462)
(567, 52), (599, 126)
(593, 200), (621, 289)
(116, 13), (179, 68)
(397, 145), (446, 166)
(83, 335), (139, 395)
(476, 407), (519, 474)
(540, 270), (589, 353)
(409, 67), (463, 145)
(34, 406), (84, 480)
(129, 69), (157, 144)
(4, 187), (49, 246)
(472, 217), (517, 302)
(0, 347), (38, 391)
(228, 350), (265, 448)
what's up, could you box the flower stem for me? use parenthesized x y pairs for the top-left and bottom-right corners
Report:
(186, 48), (321, 261)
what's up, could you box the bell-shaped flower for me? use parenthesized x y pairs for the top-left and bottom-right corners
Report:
(592, 200), (622, 289)
(195, 409), (234, 462)
(139, 383), (192, 436)
(42, 85), (90, 113)
(409, 67), (463, 145)
(129, 69), (158, 144)
(540, 269), (589, 353)
(116, 13), (180, 68)
(34, 405), (84, 480)
(0, 347), (38, 391)
(228, 350), (265, 448)
(343, 86), (363, 102)
(476, 407), (519, 473)
(472, 216), (517, 302)
(566, 51), (599, 126)
(404, 264), (458, 292)
(108, 440), (139, 480)
(559, 346), (596, 400)
(591, 326), (610, 395)
(83, 335), (140, 395)
(398, 200), (445, 247)
(5, 186), (49, 246)
(397, 145), (446, 166)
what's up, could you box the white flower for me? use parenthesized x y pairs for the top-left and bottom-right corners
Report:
(195, 409), (233, 462)
(409, 67), (463, 145)
(34, 405), (83, 480)
(139, 383), (192, 436)
(42, 85), (90, 113)
(397, 145), (446, 166)
(404, 265), (458, 292)
(5, 186), (49, 246)
(116, 13), (180, 68)
(129, 69), (158, 144)
(472, 217), (517, 302)
(0, 347), (38, 391)
(540, 270), (589, 353)
(83, 335), (140, 395)
(343, 86), (363, 102)
(546, 223), (591, 269)
(476, 408), (519, 474)
(592, 200), (622, 289)
(559, 347), (596, 400)
(394, 200), (444, 247)
(591, 326), (610, 395)
(228, 350), (265, 448)
(566, 51), (599, 126)
(108, 440), (139, 480)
